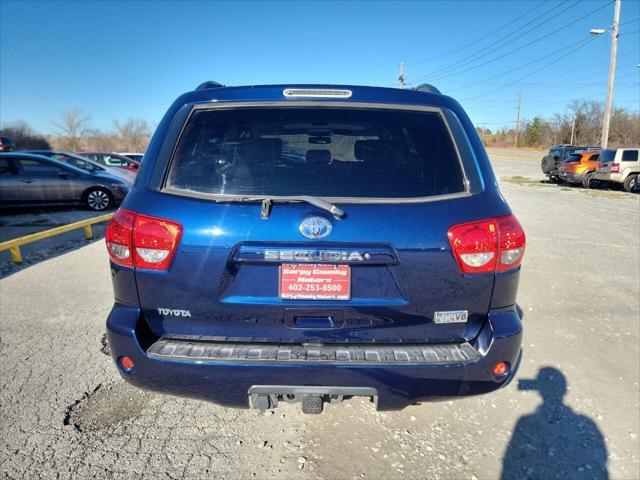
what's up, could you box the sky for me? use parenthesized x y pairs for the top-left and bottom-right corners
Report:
(1, 0), (638, 134)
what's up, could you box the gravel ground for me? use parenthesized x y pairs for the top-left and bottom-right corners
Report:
(0, 156), (638, 479)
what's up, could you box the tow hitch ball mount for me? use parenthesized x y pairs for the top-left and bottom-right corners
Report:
(248, 386), (378, 414)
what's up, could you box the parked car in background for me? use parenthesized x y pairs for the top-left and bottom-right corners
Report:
(119, 152), (144, 163)
(594, 148), (640, 193)
(79, 152), (140, 172)
(558, 150), (600, 188)
(541, 144), (600, 182)
(0, 152), (132, 211)
(0, 136), (15, 152)
(24, 150), (136, 183)
(105, 83), (526, 414)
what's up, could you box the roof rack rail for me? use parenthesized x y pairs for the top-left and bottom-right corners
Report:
(413, 83), (441, 94)
(196, 81), (225, 90)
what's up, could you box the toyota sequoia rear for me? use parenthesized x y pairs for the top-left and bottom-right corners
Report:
(105, 83), (525, 413)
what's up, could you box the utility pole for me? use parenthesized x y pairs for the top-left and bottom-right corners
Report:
(570, 114), (576, 144)
(398, 62), (405, 89)
(514, 91), (522, 148)
(601, 0), (621, 148)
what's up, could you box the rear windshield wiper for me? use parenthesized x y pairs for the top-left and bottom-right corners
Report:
(248, 196), (345, 220)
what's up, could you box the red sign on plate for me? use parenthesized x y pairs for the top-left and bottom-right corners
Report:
(280, 264), (351, 300)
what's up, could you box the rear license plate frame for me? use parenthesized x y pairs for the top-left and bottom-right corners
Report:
(279, 264), (351, 300)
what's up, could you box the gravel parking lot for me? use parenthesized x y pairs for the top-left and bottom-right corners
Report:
(1, 155), (638, 479)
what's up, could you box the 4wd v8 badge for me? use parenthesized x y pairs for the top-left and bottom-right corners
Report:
(434, 310), (468, 324)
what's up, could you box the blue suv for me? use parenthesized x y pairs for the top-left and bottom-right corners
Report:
(105, 83), (526, 413)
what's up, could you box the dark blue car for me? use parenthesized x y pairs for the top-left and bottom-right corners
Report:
(105, 83), (526, 413)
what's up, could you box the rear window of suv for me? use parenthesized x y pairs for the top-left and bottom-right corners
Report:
(166, 107), (466, 199)
(564, 154), (582, 162)
(600, 149), (616, 162)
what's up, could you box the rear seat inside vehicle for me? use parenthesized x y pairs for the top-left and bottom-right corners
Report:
(170, 132), (464, 198)
(353, 139), (423, 197)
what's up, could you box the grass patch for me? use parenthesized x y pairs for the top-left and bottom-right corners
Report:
(500, 176), (636, 201)
(500, 176), (548, 188)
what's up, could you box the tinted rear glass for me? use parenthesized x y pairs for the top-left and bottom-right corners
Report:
(18, 159), (61, 176)
(600, 150), (616, 162)
(166, 107), (466, 199)
(0, 158), (12, 174)
(565, 154), (582, 162)
(622, 150), (638, 162)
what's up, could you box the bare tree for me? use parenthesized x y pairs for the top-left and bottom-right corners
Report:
(484, 99), (638, 149)
(51, 108), (91, 151)
(113, 118), (151, 152)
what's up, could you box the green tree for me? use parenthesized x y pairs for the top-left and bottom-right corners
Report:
(524, 117), (545, 147)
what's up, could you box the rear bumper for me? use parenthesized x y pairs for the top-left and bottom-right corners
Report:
(558, 169), (584, 183)
(593, 172), (623, 183)
(558, 170), (583, 183)
(106, 305), (523, 410)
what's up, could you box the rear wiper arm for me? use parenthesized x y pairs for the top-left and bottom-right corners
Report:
(254, 196), (345, 220)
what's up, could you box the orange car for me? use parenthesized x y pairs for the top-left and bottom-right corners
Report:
(558, 150), (601, 188)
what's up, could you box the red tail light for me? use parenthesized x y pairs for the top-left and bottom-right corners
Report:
(611, 163), (620, 173)
(105, 209), (135, 267)
(495, 215), (526, 272)
(106, 209), (182, 270)
(448, 214), (526, 274)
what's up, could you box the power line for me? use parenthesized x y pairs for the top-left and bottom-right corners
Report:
(410, 0), (582, 82)
(444, 36), (595, 94)
(460, 36), (599, 102)
(443, 60), (639, 103)
(447, 57), (640, 93)
(427, 58), (639, 89)
(410, 0), (614, 85)
(421, 0), (578, 79)
(406, 1), (546, 66)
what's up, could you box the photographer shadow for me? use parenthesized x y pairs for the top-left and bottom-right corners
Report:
(501, 367), (608, 480)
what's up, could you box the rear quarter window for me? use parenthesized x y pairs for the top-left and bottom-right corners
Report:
(18, 159), (62, 176)
(165, 107), (468, 200)
(0, 158), (14, 174)
(622, 150), (638, 162)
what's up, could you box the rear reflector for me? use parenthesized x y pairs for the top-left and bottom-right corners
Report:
(492, 361), (510, 380)
(106, 209), (182, 270)
(118, 356), (135, 372)
(448, 214), (525, 274)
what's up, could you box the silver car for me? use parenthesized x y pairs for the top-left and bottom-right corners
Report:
(0, 152), (132, 211)
(23, 150), (136, 184)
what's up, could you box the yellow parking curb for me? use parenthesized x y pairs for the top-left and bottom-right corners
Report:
(0, 213), (113, 264)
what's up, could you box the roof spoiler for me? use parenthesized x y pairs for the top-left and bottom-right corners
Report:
(196, 81), (225, 90)
(413, 83), (441, 94)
